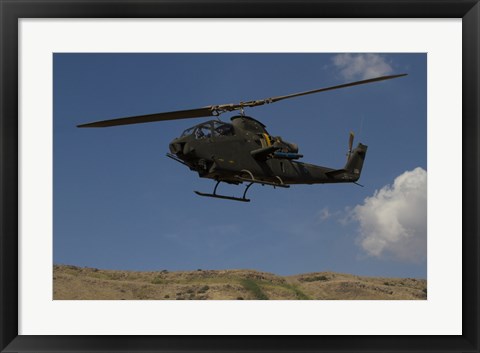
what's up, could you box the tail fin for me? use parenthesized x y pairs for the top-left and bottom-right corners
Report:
(344, 143), (368, 179)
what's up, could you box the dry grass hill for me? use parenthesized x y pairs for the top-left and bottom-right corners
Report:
(53, 264), (427, 300)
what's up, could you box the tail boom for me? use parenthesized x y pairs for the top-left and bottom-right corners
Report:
(291, 143), (368, 185)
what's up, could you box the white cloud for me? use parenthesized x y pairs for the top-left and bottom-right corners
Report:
(353, 167), (427, 262)
(317, 207), (331, 222)
(332, 54), (393, 80)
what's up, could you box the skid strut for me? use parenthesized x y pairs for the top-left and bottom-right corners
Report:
(194, 180), (253, 202)
(194, 171), (290, 202)
(235, 170), (290, 189)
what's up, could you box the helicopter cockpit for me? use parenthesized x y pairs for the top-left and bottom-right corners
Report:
(181, 121), (234, 139)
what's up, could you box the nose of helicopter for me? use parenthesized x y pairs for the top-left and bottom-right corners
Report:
(169, 140), (184, 154)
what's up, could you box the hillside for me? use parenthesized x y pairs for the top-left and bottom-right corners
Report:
(53, 264), (427, 300)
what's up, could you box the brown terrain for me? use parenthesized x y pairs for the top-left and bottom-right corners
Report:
(53, 264), (427, 300)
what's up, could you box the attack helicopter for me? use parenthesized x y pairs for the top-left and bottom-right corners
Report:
(78, 73), (407, 202)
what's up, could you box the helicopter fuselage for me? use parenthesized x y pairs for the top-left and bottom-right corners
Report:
(168, 116), (366, 187)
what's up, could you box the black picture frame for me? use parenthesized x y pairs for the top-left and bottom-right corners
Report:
(1, 1), (478, 352)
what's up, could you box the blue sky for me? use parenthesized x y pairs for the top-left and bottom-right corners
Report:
(53, 53), (427, 278)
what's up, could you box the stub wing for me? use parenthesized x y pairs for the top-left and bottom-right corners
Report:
(250, 146), (279, 161)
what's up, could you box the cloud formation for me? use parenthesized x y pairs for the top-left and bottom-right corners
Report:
(353, 167), (427, 262)
(317, 207), (332, 222)
(332, 54), (393, 80)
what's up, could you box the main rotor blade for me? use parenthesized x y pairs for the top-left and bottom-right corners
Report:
(267, 74), (407, 104)
(77, 73), (407, 128)
(77, 106), (216, 128)
(239, 74), (408, 109)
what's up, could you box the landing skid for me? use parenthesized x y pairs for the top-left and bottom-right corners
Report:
(194, 190), (251, 202)
(194, 180), (253, 202)
(194, 172), (290, 202)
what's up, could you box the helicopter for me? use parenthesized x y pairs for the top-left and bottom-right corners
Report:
(77, 73), (407, 202)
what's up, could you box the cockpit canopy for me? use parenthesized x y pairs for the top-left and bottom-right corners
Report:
(181, 120), (235, 139)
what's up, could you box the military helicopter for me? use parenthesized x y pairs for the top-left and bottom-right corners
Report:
(78, 73), (407, 202)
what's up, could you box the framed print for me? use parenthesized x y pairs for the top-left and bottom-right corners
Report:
(1, 0), (479, 352)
